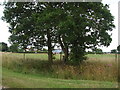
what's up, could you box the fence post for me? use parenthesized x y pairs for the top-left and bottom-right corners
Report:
(115, 52), (118, 64)
(24, 50), (26, 60)
(60, 52), (62, 61)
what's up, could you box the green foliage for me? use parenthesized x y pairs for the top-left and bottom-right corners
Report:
(117, 45), (120, 52)
(69, 47), (87, 64)
(9, 44), (19, 52)
(0, 42), (8, 52)
(42, 48), (48, 51)
(2, 2), (115, 64)
(56, 2), (115, 64)
(111, 49), (117, 54)
(92, 48), (103, 54)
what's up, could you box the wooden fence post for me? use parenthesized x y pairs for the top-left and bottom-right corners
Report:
(24, 50), (26, 60)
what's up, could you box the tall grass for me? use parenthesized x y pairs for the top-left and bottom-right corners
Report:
(2, 68), (118, 88)
(2, 52), (118, 82)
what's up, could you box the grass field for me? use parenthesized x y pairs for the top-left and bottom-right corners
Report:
(1, 52), (119, 88)
(2, 68), (118, 88)
(2, 52), (60, 60)
(2, 52), (117, 60)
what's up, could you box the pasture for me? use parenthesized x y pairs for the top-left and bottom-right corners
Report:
(2, 68), (118, 88)
(1, 52), (119, 88)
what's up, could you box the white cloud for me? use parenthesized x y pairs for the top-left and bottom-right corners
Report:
(100, 1), (118, 52)
(0, 5), (11, 46)
(102, 0), (119, 5)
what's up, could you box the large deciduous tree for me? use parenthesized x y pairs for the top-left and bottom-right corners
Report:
(2, 2), (115, 64)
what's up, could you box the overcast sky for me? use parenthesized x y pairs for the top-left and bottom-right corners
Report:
(0, 0), (119, 52)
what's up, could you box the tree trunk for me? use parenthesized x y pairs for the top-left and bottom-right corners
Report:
(64, 47), (68, 63)
(47, 29), (53, 64)
(58, 35), (69, 63)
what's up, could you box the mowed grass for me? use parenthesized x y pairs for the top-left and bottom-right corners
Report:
(2, 52), (116, 60)
(1, 52), (119, 88)
(87, 54), (117, 62)
(2, 52), (61, 61)
(2, 68), (118, 88)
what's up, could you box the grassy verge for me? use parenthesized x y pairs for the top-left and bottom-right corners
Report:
(2, 68), (118, 88)
(2, 53), (118, 82)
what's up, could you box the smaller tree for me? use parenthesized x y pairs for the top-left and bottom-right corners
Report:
(117, 45), (120, 54)
(111, 49), (117, 54)
(9, 44), (18, 52)
(87, 51), (94, 54)
(9, 44), (23, 52)
(43, 48), (48, 51)
(92, 48), (103, 54)
(0, 42), (8, 52)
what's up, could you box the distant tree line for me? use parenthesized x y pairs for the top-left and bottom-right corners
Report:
(0, 42), (22, 52)
(2, 42), (120, 55)
(110, 45), (120, 54)
(117, 45), (120, 54)
(0, 42), (8, 52)
(0, 42), (48, 53)
(87, 48), (103, 54)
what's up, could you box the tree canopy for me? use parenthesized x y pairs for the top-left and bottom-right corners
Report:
(0, 42), (8, 52)
(2, 2), (115, 64)
(92, 48), (103, 54)
(117, 45), (120, 54)
(111, 49), (117, 54)
(9, 43), (24, 52)
(117, 45), (120, 51)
